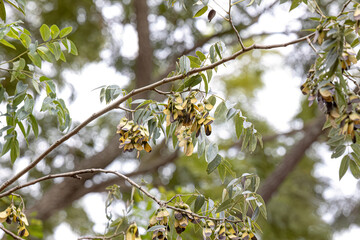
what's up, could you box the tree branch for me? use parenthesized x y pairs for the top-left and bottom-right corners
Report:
(0, 225), (23, 240)
(0, 31), (316, 193)
(3, 168), (242, 225)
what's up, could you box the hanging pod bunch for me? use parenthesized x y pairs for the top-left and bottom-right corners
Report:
(203, 220), (215, 240)
(163, 91), (215, 156)
(0, 204), (29, 237)
(239, 227), (257, 240)
(337, 94), (360, 142)
(340, 43), (357, 71)
(126, 222), (141, 240)
(173, 202), (200, 235)
(117, 117), (152, 153)
(214, 222), (240, 240)
(301, 76), (360, 142)
(148, 208), (170, 240)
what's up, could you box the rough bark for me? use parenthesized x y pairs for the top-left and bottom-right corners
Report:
(258, 116), (326, 203)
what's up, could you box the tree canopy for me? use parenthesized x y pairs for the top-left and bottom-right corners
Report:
(1, 0), (360, 239)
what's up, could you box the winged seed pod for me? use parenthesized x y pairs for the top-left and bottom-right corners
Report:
(117, 117), (152, 155)
(148, 208), (170, 240)
(208, 9), (216, 22)
(126, 223), (141, 240)
(202, 220), (215, 240)
(163, 92), (215, 156)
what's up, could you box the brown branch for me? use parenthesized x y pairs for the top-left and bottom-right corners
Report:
(258, 116), (326, 203)
(0, 31), (316, 193)
(4, 168), (240, 224)
(338, 0), (352, 17)
(0, 225), (23, 240)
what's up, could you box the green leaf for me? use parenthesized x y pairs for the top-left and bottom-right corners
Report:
(193, 5), (208, 18)
(28, 52), (42, 68)
(0, 39), (16, 49)
(201, 73), (208, 94)
(37, 46), (55, 62)
(208, 95), (216, 106)
(241, 128), (252, 151)
(10, 138), (19, 164)
(254, 194), (267, 219)
(339, 155), (350, 180)
(1, 137), (12, 156)
(7, 28), (19, 40)
(50, 24), (60, 39)
(210, 45), (216, 63)
(196, 50), (206, 62)
(226, 108), (237, 120)
(207, 154), (222, 174)
(349, 160), (360, 179)
(59, 51), (66, 62)
(68, 39), (78, 55)
(40, 24), (51, 41)
(290, 0), (302, 11)
(197, 134), (205, 158)
(184, 74), (202, 88)
(188, 55), (201, 68)
(60, 26), (73, 38)
(179, 55), (190, 74)
(249, 134), (257, 153)
(206, 69), (213, 82)
(48, 42), (62, 60)
(194, 195), (205, 213)
(351, 152), (360, 167)
(218, 163), (226, 183)
(215, 42), (222, 59)
(331, 144), (346, 158)
(17, 120), (28, 141)
(0, 0), (6, 22)
(214, 101), (227, 120)
(216, 198), (233, 213)
(206, 142), (218, 162)
(351, 143), (360, 156)
(20, 33), (31, 48)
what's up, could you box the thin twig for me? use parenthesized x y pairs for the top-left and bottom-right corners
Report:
(0, 32), (316, 193)
(117, 106), (135, 112)
(306, 37), (318, 53)
(338, 0), (352, 17)
(0, 225), (23, 240)
(0, 51), (29, 66)
(228, 0), (245, 49)
(153, 88), (171, 95)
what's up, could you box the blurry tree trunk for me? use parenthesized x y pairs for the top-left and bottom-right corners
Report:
(29, 0), (155, 220)
(258, 116), (326, 203)
(134, 0), (153, 99)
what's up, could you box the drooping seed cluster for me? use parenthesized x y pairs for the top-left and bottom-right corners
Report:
(117, 117), (152, 153)
(163, 91), (215, 156)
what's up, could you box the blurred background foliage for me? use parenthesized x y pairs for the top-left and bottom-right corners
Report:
(1, 0), (358, 239)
